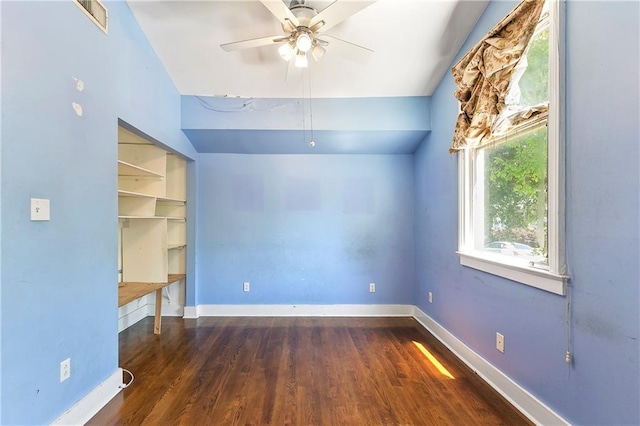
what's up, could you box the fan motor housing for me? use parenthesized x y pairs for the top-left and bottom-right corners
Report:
(289, 0), (317, 28)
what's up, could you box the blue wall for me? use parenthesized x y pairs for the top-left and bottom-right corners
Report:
(197, 154), (415, 305)
(2, 0), (638, 424)
(0, 1), (196, 423)
(0, 3), (3, 420)
(181, 96), (431, 154)
(414, 1), (639, 425)
(182, 96), (431, 132)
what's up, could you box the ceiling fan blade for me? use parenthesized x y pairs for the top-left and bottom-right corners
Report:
(220, 35), (287, 52)
(321, 35), (374, 64)
(259, 0), (299, 28)
(310, 0), (376, 33)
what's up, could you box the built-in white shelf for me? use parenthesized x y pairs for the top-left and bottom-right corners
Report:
(118, 216), (184, 220)
(157, 196), (186, 203)
(118, 190), (157, 199)
(118, 160), (163, 178)
(118, 125), (187, 335)
(118, 216), (164, 220)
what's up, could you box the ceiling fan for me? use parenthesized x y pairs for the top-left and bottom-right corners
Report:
(221, 0), (376, 72)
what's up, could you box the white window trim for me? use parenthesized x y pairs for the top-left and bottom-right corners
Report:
(458, 252), (566, 294)
(457, 0), (567, 296)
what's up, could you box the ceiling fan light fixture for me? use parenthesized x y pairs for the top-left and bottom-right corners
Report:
(295, 51), (308, 68)
(295, 33), (312, 53)
(278, 42), (295, 61)
(311, 44), (326, 61)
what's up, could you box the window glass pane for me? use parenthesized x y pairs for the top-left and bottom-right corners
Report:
(518, 28), (549, 107)
(481, 126), (548, 268)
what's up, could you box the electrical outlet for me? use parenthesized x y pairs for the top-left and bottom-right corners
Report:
(496, 332), (505, 353)
(243, 282), (250, 292)
(60, 358), (71, 382)
(428, 292), (433, 303)
(369, 283), (376, 293)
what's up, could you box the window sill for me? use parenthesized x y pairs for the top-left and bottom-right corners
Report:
(457, 252), (567, 295)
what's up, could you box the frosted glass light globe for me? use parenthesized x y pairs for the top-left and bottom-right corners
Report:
(296, 33), (312, 53)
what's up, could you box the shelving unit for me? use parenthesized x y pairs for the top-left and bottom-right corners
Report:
(117, 125), (187, 334)
(117, 160), (164, 178)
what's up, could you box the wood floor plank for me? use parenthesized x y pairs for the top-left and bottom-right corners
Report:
(88, 317), (532, 426)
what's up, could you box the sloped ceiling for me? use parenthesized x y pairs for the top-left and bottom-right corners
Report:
(127, 0), (487, 98)
(126, 0), (487, 153)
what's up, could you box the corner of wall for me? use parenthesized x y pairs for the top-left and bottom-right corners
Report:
(412, 307), (569, 426)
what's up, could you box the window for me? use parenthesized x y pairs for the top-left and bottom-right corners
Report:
(457, 0), (566, 295)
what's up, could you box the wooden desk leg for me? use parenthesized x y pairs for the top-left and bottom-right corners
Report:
(154, 289), (163, 334)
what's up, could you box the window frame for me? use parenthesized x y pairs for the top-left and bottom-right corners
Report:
(457, 0), (567, 296)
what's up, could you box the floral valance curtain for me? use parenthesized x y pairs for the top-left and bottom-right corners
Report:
(449, 0), (546, 153)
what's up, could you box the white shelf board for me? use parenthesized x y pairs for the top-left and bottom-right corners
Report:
(118, 160), (163, 178)
(118, 216), (165, 220)
(157, 196), (186, 203)
(118, 190), (158, 199)
(119, 215), (184, 221)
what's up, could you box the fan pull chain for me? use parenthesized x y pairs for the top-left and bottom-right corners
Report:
(308, 67), (315, 148)
(301, 69), (306, 147)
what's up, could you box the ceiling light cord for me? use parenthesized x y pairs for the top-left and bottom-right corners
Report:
(300, 68), (315, 148)
(301, 72), (306, 146)
(307, 68), (315, 146)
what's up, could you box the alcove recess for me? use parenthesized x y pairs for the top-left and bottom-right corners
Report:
(117, 125), (186, 324)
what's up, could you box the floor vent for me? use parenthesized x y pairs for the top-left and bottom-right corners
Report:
(73, 0), (108, 33)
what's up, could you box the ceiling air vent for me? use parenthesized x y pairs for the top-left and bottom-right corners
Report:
(73, 0), (108, 33)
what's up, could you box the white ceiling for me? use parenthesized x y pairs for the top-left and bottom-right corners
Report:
(126, 0), (488, 99)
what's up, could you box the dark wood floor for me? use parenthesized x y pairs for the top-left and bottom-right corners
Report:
(89, 317), (531, 425)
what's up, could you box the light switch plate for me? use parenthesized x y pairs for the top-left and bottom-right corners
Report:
(496, 332), (505, 353)
(31, 198), (50, 221)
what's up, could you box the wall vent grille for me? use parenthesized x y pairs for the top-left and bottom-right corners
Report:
(73, 0), (108, 33)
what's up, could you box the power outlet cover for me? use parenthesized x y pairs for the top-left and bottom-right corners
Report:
(60, 358), (71, 382)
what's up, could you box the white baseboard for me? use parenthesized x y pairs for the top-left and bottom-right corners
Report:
(119, 302), (184, 332)
(191, 304), (413, 317)
(51, 368), (122, 426)
(116, 302), (567, 425)
(183, 306), (198, 319)
(412, 307), (568, 426)
(147, 303), (184, 317)
(118, 303), (148, 333)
